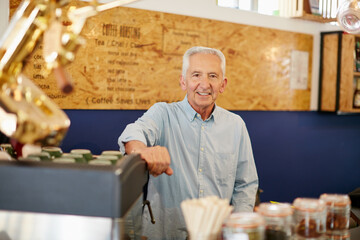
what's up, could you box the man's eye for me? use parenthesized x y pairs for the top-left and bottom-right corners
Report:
(192, 73), (200, 77)
(209, 74), (218, 79)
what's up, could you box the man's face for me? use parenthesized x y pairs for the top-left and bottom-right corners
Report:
(180, 53), (227, 114)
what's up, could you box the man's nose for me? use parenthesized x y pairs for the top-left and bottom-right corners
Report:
(199, 76), (210, 87)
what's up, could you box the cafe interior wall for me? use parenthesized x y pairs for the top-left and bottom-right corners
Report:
(1, 0), (359, 203)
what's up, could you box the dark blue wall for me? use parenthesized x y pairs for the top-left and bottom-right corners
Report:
(60, 110), (360, 203)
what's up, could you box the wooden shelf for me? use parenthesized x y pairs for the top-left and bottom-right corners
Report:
(354, 72), (360, 77)
(293, 13), (336, 23)
(319, 31), (360, 114)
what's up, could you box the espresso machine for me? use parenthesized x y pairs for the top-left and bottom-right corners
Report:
(0, 154), (148, 240)
(0, 1), (148, 239)
(0, 0), (138, 146)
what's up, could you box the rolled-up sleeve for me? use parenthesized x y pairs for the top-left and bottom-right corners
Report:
(118, 103), (165, 154)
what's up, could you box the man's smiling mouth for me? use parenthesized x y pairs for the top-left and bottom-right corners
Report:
(197, 92), (211, 96)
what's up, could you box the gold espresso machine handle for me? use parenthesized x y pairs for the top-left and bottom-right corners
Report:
(0, 0), (137, 147)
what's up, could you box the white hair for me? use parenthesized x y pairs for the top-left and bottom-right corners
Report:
(182, 46), (226, 78)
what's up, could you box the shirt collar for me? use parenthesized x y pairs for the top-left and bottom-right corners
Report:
(181, 95), (218, 122)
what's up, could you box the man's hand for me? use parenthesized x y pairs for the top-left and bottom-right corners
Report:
(136, 146), (173, 177)
(125, 141), (173, 177)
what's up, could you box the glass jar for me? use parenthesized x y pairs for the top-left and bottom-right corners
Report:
(293, 198), (326, 240)
(319, 194), (351, 239)
(257, 203), (293, 240)
(222, 212), (265, 240)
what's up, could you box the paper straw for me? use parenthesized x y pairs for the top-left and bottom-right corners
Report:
(181, 196), (233, 239)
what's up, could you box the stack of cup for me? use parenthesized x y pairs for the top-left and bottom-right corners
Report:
(62, 153), (86, 163)
(28, 152), (51, 161)
(88, 159), (112, 165)
(70, 149), (93, 162)
(42, 146), (63, 159)
(53, 157), (76, 164)
(96, 155), (118, 165)
(101, 150), (123, 160)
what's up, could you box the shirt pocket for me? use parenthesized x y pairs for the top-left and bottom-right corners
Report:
(214, 152), (236, 187)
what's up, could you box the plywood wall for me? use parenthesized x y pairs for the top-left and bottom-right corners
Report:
(11, 0), (313, 110)
(320, 34), (338, 112)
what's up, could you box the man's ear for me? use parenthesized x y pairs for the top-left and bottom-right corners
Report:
(219, 77), (227, 93)
(180, 75), (187, 91)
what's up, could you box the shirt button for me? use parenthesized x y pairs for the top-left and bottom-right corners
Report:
(201, 126), (204, 130)
(201, 147), (204, 151)
(199, 169), (202, 172)
(200, 190), (203, 193)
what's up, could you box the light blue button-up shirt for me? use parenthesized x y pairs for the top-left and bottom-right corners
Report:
(118, 96), (258, 240)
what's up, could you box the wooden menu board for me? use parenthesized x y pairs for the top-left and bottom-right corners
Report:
(12, 1), (313, 110)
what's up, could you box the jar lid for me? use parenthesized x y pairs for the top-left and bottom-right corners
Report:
(257, 203), (293, 217)
(319, 193), (351, 207)
(293, 198), (326, 212)
(224, 212), (265, 229)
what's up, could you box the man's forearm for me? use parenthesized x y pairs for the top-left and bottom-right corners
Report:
(124, 140), (147, 154)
